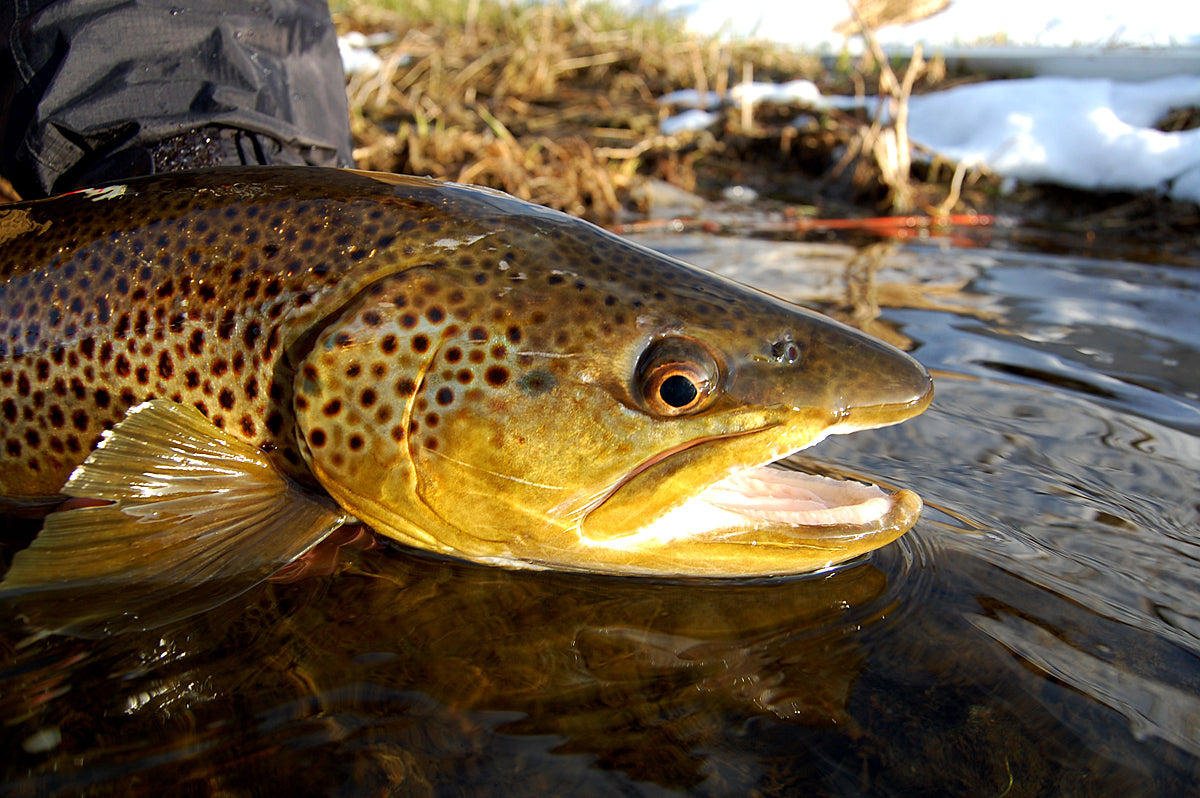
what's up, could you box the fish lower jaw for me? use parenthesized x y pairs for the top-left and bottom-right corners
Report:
(596, 467), (905, 546)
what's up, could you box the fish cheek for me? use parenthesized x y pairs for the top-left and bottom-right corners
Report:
(408, 355), (647, 536)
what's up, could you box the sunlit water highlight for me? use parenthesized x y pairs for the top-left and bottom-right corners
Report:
(2, 245), (1198, 795)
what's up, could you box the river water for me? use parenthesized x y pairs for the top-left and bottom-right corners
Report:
(2, 240), (1198, 796)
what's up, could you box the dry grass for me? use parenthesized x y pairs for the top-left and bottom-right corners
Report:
(335, 0), (971, 222)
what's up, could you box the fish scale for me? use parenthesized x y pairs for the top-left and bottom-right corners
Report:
(0, 166), (933, 635)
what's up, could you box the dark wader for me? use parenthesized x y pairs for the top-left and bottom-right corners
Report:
(0, 0), (354, 199)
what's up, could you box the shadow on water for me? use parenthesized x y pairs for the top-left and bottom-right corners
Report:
(3, 246), (1200, 796)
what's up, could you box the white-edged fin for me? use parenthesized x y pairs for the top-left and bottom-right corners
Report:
(0, 400), (349, 637)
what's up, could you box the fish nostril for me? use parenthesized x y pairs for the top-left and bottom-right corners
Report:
(770, 338), (804, 365)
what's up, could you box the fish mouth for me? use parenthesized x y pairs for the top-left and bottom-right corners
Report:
(582, 430), (921, 553)
(657, 461), (922, 543)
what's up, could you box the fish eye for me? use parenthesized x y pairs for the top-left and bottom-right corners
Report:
(636, 337), (720, 417)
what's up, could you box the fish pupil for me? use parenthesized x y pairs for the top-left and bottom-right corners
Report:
(659, 374), (698, 408)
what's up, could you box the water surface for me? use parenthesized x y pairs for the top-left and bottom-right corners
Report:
(2, 244), (1198, 796)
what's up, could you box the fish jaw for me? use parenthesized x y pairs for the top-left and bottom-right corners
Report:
(550, 406), (927, 577)
(564, 464), (923, 578)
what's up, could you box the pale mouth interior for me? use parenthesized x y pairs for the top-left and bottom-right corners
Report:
(584, 460), (899, 550)
(696, 465), (893, 528)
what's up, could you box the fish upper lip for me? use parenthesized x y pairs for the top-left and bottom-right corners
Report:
(567, 426), (771, 522)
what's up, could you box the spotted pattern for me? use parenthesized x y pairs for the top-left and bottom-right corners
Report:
(2, 165), (843, 512)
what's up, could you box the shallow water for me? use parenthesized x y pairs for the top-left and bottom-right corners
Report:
(3, 244), (1199, 796)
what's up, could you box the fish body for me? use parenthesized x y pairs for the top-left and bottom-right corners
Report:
(0, 167), (932, 633)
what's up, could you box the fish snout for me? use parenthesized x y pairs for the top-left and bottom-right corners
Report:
(833, 339), (934, 430)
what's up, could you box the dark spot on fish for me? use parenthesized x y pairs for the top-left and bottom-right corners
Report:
(1, 399), (16, 423)
(425, 413), (439, 428)
(361, 389), (377, 408)
(219, 389), (235, 410)
(115, 355), (131, 377)
(5, 439), (19, 456)
(390, 425), (405, 442)
(519, 370), (556, 395)
(446, 347), (462, 363)
(211, 359), (229, 377)
(309, 428), (326, 447)
(185, 369), (200, 389)
(346, 363), (361, 379)
(244, 377), (259, 399)
(348, 434), (364, 451)
(323, 399), (342, 417)
(412, 335), (429, 354)
(115, 313), (130, 338)
(94, 388), (110, 408)
(424, 437), (438, 451)
(158, 351), (174, 379)
(395, 377), (416, 397)
(362, 310), (382, 327)
(400, 313), (418, 330)
(71, 409), (89, 431)
(435, 387), (454, 406)
(243, 323), (261, 350)
(240, 416), (256, 436)
(381, 335), (398, 354)
(427, 307), (445, 324)
(469, 326), (487, 341)
(485, 366), (510, 387)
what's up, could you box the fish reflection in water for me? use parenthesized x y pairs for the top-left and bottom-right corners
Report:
(0, 554), (893, 795)
(3, 248), (1200, 796)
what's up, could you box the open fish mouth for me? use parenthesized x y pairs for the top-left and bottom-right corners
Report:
(580, 430), (923, 557)
(629, 460), (922, 547)
(696, 465), (901, 529)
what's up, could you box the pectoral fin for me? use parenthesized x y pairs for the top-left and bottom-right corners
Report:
(0, 400), (350, 637)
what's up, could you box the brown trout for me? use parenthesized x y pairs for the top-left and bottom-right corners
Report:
(0, 167), (932, 634)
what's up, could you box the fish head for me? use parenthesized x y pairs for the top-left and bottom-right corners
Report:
(293, 191), (932, 577)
